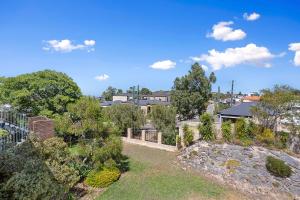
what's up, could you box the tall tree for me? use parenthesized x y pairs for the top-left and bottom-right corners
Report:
(103, 104), (145, 133)
(251, 85), (299, 131)
(140, 88), (152, 95)
(171, 63), (216, 120)
(101, 86), (123, 101)
(0, 70), (82, 117)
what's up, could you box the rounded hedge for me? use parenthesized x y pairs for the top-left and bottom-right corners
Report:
(266, 156), (292, 178)
(84, 168), (121, 188)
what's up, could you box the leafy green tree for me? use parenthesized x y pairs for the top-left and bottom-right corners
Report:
(103, 104), (145, 133)
(0, 70), (81, 117)
(55, 96), (104, 143)
(149, 105), (177, 145)
(140, 87), (152, 95)
(251, 85), (299, 131)
(101, 86), (123, 101)
(171, 63), (216, 120)
(199, 113), (214, 141)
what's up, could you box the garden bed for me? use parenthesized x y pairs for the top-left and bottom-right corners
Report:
(178, 141), (300, 199)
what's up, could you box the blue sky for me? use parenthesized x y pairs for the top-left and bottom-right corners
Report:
(0, 0), (300, 95)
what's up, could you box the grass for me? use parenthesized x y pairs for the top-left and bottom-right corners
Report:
(97, 143), (245, 200)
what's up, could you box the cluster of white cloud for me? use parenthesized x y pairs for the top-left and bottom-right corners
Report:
(192, 43), (275, 71)
(95, 74), (109, 81)
(243, 12), (260, 21)
(207, 21), (246, 41)
(43, 39), (96, 52)
(288, 43), (300, 66)
(150, 60), (176, 70)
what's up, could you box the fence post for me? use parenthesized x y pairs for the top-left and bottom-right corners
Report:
(179, 126), (185, 147)
(141, 130), (146, 141)
(127, 128), (132, 139)
(158, 131), (162, 144)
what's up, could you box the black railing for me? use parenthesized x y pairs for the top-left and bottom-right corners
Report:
(0, 110), (29, 151)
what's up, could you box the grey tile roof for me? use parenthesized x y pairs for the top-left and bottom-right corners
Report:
(218, 102), (257, 117)
(100, 99), (171, 107)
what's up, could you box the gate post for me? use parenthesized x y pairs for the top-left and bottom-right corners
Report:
(141, 130), (146, 141)
(158, 131), (162, 144)
(127, 128), (132, 139)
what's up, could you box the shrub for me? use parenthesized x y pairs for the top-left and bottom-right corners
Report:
(257, 128), (275, 145)
(183, 125), (193, 146)
(84, 168), (121, 188)
(176, 135), (182, 149)
(266, 156), (292, 178)
(162, 126), (177, 146)
(199, 113), (215, 141)
(221, 121), (232, 142)
(0, 129), (8, 138)
(235, 118), (248, 139)
(277, 131), (289, 148)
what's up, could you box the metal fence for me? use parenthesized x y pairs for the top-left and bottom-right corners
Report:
(0, 110), (29, 151)
(132, 128), (142, 140)
(145, 129), (158, 143)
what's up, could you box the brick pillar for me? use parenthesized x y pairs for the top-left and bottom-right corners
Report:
(158, 131), (162, 144)
(28, 116), (55, 140)
(127, 128), (132, 139)
(141, 130), (146, 141)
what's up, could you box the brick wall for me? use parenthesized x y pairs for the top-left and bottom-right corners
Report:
(28, 116), (55, 140)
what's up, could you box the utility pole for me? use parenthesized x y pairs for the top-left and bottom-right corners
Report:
(217, 86), (220, 102)
(230, 80), (234, 106)
(137, 85), (140, 105)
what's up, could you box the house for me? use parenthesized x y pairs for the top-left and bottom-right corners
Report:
(141, 91), (171, 102)
(218, 102), (258, 124)
(100, 99), (171, 115)
(242, 96), (261, 102)
(112, 93), (132, 102)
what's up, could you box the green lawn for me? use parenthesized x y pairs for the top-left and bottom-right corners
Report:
(97, 143), (245, 200)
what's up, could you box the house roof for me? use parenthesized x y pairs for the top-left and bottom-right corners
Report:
(100, 99), (170, 107)
(218, 102), (257, 117)
(242, 96), (261, 102)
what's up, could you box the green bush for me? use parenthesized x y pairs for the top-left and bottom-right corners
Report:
(277, 131), (289, 148)
(235, 118), (248, 139)
(221, 121), (232, 142)
(266, 156), (292, 178)
(199, 113), (215, 141)
(176, 135), (182, 149)
(256, 128), (275, 145)
(0, 136), (80, 199)
(162, 126), (177, 146)
(0, 129), (8, 138)
(84, 168), (121, 188)
(183, 125), (193, 146)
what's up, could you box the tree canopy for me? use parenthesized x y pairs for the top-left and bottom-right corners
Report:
(101, 86), (123, 101)
(251, 85), (300, 132)
(0, 70), (82, 117)
(171, 63), (216, 120)
(103, 104), (145, 133)
(140, 88), (152, 95)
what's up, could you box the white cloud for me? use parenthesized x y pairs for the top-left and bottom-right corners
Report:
(95, 74), (109, 81)
(150, 60), (176, 70)
(194, 43), (275, 70)
(207, 21), (246, 41)
(43, 39), (95, 53)
(84, 40), (96, 46)
(243, 12), (260, 21)
(289, 43), (300, 66)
